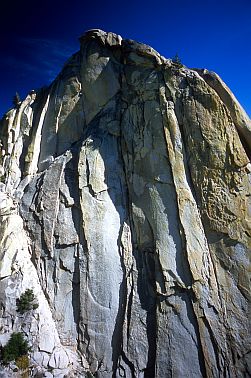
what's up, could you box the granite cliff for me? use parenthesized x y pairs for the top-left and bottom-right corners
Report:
(0, 29), (250, 377)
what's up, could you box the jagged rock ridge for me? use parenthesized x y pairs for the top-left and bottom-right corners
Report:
(0, 29), (250, 377)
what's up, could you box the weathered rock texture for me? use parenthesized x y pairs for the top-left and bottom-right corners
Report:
(0, 29), (250, 377)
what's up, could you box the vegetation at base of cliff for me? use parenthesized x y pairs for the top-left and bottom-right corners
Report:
(15, 354), (29, 370)
(2, 332), (29, 364)
(86, 372), (95, 378)
(16, 289), (39, 314)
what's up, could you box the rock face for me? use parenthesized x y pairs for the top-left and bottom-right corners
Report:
(0, 29), (250, 377)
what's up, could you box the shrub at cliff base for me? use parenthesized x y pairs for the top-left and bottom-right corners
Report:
(2, 332), (29, 364)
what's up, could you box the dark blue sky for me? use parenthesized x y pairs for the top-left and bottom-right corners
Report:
(1, 0), (250, 117)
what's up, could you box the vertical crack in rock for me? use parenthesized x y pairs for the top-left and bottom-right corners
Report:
(40, 157), (66, 257)
(111, 125), (134, 376)
(119, 92), (159, 375)
(158, 84), (230, 377)
(182, 293), (207, 377)
(111, 226), (128, 376)
(63, 151), (84, 345)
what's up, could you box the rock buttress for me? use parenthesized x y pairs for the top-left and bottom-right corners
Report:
(0, 29), (250, 377)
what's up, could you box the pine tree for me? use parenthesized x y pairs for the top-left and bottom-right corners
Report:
(16, 289), (39, 314)
(13, 92), (21, 107)
(172, 53), (183, 67)
(2, 332), (29, 364)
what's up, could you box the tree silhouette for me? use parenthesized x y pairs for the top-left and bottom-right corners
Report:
(172, 53), (183, 67)
(13, 92), (21, 107)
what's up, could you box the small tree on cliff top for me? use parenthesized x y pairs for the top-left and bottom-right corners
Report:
(12, 92), (21, 107)
(172, 53), (183, 67)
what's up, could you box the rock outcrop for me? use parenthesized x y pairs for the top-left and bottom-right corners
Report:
(0, 29), (250, 377)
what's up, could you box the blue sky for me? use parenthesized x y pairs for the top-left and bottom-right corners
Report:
(0, 0), (250, 117)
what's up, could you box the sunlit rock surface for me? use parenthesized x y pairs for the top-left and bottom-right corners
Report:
(0, 29), (250, 377)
